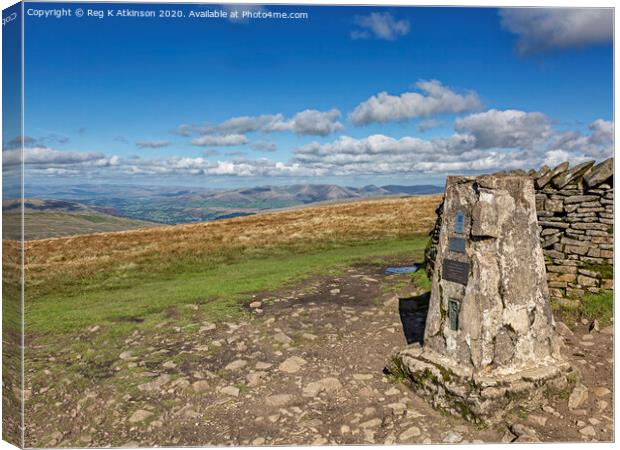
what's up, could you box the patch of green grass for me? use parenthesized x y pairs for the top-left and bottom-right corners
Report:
(581, 290), (613, 326)
(385, 354), (410, 383)
(411, 267), (432, 291)
(27, 236), (427, 336)
(580, 261), (613, 279)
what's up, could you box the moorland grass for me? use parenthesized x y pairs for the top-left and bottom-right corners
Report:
(26, 236), (428, 336)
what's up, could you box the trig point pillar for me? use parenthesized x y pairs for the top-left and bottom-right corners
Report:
(398, 174), (570, 422)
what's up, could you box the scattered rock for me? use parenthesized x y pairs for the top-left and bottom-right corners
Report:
(443, 431), (463, 443)
(589, 320), (600, 333)
(278, 356), (307, 373)
(528, 415), (548, 427)
(255, 362), (272, 370)
(579, 426), (596, 437)
(385, 387), (400, 396)
(568, 384), (589, 409)
(225, 359), (248, 371)
(265, 394), (292, 407)
(138, 374), (171, 392)
(399, 426), (421, 441)
(273, 332), (293, 345)
(200, 323), (216, 332)
(249, 301), (262, 309)
(359, 418), (382, 429)
(386, 403), (406, 415)
(119, 351), (133, 360)
(593, 386), (611, 397)
(303, 377), (342, 397)
(246, 372), (267, 387)
(128, 409), (153, 423)
(192, 380), (210, 393)
(219, 386), (240, 397)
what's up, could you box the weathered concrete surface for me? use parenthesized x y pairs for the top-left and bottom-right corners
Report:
(400, 175), (570, 422)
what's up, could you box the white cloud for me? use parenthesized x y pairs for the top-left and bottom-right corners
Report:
(214, 109), (343, 137)
(589, 118), (613, 145)
(455, 109), (553, 149)
(185, 109), (344, 145)
(351, 12), (410, 41)
(417, 119), (442, 132)
(216, 114), (284, 135)
(21, 115), (613, 180)
(136, 140), (171, 149)
(191, 134), (249, 147)
(548, 119), (613, 159)
(349, 80), (481, 125)
(500, 8), (613, 55)
(286, 109), (345, 136)
(3, 147), (108, 167)
(252, 141), (278, 152)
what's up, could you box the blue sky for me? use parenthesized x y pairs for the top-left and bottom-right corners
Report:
(6, 3), (614, 188)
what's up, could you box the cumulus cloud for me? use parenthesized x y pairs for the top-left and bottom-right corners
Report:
(548, 119), (613, 159)
(252, 141), (278, 152)
(21, 115), (613, 180)
(417, 119), (442, 132)
(173, 124), (196, 136)
(3, 134), (69, 150)
(351, 12), (410, 41)
(191, 134), (249, 147)
(286, 109), (345, 136)
(3, 147), (109, 167)
(216, 114), (284, 135)
(207, 109), (344, 137)
(500, 8), (613, 55)
(136, 140), (171, 149)
(349, 80), (481, 125)
(455, 109), (553, 149)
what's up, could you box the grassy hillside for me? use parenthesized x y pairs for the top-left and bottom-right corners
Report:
(3, 199), (160, 240)
(24, 195), (442, 337)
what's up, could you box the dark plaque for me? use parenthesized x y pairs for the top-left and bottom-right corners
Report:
(448, 299), (460, 331)
(448, 237), (466, 253)
(454, 211), (465, 234)
(442, 259), (470, 285)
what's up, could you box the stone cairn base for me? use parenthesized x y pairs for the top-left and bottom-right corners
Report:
(398, 345), (572, 424)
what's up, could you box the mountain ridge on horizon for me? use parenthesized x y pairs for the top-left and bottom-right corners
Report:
(10, 182), (444, 227)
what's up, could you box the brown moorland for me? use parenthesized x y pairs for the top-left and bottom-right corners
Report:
(24, 195), (442, 296)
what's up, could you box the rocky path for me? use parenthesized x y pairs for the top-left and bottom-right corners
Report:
(28, 260), (613, 446)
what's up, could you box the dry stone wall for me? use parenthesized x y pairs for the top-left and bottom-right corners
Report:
(424, 158), (614, 305)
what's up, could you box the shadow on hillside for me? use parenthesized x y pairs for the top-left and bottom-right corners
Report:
(398, 291), (430, 345)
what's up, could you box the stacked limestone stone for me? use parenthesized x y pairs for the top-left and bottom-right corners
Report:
(424, 158), (613, 305)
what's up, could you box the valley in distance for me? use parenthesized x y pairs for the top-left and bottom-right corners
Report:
(3, 182), (443, 240)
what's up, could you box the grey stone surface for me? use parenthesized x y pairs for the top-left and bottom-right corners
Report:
(424, 175), (561, 371)
(584, 158), (614, 188)
(402, 174), (569, 422)
(425, 158), (613, 303)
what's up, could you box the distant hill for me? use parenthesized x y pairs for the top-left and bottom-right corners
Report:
(380, 185), (445, 195)
(19, 182), (443, 226)
(3, 199), (160, 240)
